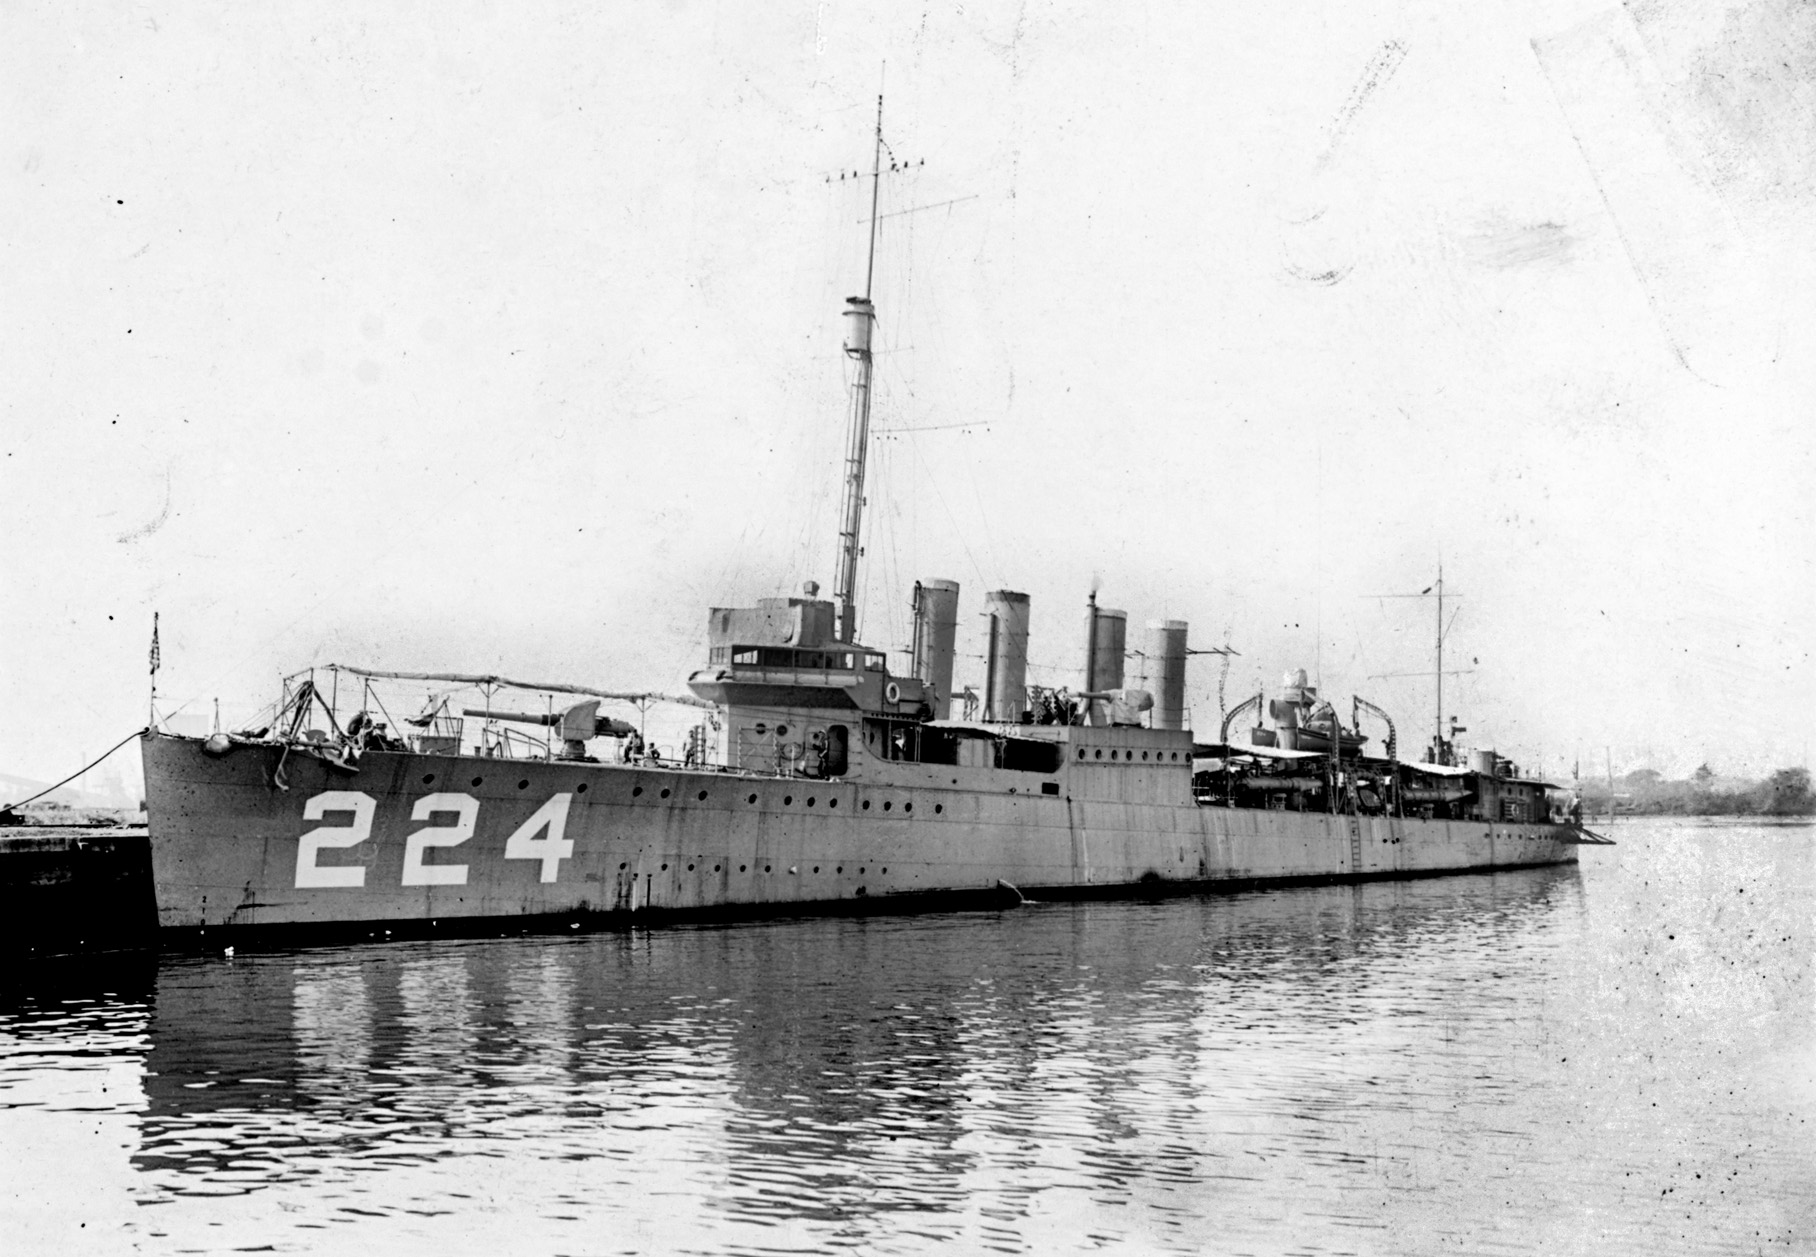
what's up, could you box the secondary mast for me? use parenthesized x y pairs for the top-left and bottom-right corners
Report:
(833, 95), (886, 644)
(1365, 567), (1468, 765)
(1434, 565), (1444, 761)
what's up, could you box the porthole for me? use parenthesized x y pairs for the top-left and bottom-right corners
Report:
(858, 866), (865, 874)
(862, 800), (871, 810)
(697, 790), (708, 801)
(783, 795), (793, 806)
(903, 802), (913, 814)
(1094, 750), (1102, 760)
(776, 724), (789, 737)
(747, 793), (758, 804)
(714, 864), (721, 872)
(1141, 751), (1149, 761)
(577, 783), (588, 793)
(813, 866), (820, 873)
(934, 804), (943, 815)
(659, 788), (671, 799)
(518, 779), (530, 790)
(687, 863), (695, 871)
(471, 776), (484, 787)
(829, 798), (839, 808)
(881, 867), (888, 874)
(764, 864), (772, 873)
(755, 722), (767, 735)
(422, 773), (436, 785)
(619, 862), (627, 870)
(633, 786), (643, 797)
(882, 800), (892, 812)
(836, 866), (843, 873)
(661, 863), (668, 871)
(806, 797), (816, 807)
(1077, 749), (1086, 760)
(740, 864), (747, 872)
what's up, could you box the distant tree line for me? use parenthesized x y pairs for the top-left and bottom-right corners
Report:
(1577, 765), (1813, 817)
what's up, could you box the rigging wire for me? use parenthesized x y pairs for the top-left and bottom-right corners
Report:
(2, 728), (144, 811)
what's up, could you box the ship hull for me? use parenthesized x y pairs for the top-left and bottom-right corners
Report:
(143, 733), (1578, 938)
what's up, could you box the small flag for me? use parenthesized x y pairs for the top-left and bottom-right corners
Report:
(149, 612), (161, 677)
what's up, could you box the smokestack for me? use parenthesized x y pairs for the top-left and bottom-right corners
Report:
(1145, 619), (1189, 730)
(983, 590), (1030, 722)
(1083, 598), (1127, 725)
(910, 579), (960, 718)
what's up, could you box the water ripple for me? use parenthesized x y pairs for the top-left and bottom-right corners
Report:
(1, 821), (1811, 1254)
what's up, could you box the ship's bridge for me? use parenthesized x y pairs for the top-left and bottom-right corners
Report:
(689, 642), (915, 712)
(685, 592), (934, 772)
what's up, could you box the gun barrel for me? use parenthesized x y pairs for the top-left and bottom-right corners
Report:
(462, 707), (636, 739)
(462, 708), (558, 727)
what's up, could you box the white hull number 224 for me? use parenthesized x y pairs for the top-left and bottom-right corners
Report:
(294, 791), (574, 889)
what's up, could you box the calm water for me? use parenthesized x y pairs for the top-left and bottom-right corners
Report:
(2, 819), (1810, 1255)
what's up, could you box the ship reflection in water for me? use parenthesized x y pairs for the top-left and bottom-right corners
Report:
(4, 825), (1812, 1254)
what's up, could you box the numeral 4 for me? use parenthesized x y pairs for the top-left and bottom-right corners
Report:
(504, 793), (573, 883)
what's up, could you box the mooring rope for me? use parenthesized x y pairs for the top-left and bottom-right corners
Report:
(2, 728), (146, 811)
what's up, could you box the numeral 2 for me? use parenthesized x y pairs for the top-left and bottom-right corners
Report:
(295, 791), (376, 888)
(403, 793), (477, 886)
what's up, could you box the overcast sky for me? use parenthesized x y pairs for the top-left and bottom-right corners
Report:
(4, 0), (1812, 793)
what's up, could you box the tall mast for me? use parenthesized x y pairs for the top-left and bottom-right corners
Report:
(1435, 565), (1443, 760)
(833, 95), (886, 644)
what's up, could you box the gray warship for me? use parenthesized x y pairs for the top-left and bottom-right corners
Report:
(139, 106), (1603, 938)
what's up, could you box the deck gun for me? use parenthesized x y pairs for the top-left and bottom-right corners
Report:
(462, 699), (637, 759)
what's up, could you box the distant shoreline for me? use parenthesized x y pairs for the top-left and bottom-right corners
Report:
(1591, 812), (1813, 825)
